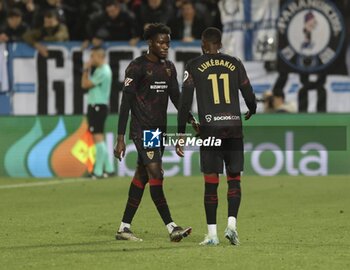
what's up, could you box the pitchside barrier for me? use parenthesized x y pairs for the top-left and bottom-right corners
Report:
(0, 114), (348, 178)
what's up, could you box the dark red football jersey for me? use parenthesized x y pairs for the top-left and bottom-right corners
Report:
(178, 53), (256, 139)
(122, 55), (180, 139)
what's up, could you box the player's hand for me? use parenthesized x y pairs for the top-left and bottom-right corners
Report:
(175, 136), (185, 157)
(190, 118), (200, 135)
(83, 60), (93, 70)
(114, 140), (126, 161)
(245, 111), (253, 120)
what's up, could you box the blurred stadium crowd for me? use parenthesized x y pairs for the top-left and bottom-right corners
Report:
(0, 0), (221, 48)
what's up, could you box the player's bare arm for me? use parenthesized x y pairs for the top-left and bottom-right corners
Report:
(176, 66), (196, 157)
(114, 91), (132, 161)
(238, 61), (257, 120)
(81, 60), (95, 89)
(114, 135), (126, 161)
(241, 81), (256, 120)
(168, 62), (199, 136)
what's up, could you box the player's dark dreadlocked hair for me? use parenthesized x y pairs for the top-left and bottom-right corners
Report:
(143, 23), (171, 40)
(202, 27), (222, 44)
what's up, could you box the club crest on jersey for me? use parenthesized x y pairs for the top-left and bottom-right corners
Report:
(166, 68), (171, 77)
(124, 77), (133, 87)
(146, 151), (154, 160)
(277, 0), (345, 73)
(147, 70), (153, 76)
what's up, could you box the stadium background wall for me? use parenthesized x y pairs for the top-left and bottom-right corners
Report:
(1, 41), (350, 115)
(0, 114), (348, 178)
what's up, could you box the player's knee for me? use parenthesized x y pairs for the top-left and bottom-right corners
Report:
(135, 165), (148, 185)
(226, 170), (241, 182)
(204, 174), (219, 184)
(149, 178), (163, 187)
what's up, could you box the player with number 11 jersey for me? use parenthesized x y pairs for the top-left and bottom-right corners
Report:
(177, 27), (257, 246)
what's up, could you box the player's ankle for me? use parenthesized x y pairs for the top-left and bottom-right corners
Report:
(207, 224), (217, 237)
(166, 222), (177, 233)
(119, 222), (131, 232)
(227, 216), (237, 229)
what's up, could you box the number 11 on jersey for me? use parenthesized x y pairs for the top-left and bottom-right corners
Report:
(207, 73), (231, 104)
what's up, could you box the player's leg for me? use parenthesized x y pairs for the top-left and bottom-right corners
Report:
(199, 146), (223, 246)
(223, 138), (243, 245)
(200, 172), (220, 246)
(89, 105), (113, 178)
(225, 170), (241, 245)
(116, 163), (148, 241)
(226, 171), (241, 224)
(92, 133), (106, 177)
(146, 162), (172, 224)
(145, 149), (191, 242)
(87, 105), (102, 178)
(98, 105), (114, 177)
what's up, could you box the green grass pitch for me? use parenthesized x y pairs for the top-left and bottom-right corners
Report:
(0, 176), (349, 270)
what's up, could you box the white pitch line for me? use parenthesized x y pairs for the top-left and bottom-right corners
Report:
(0, 178), (90, 190)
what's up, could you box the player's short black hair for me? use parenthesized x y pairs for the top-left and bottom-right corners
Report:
(143, 23), (171, 40)
(8, 8), (22, 18)
(202, 27), (222, 44)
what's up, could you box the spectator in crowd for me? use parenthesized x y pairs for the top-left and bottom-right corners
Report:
(84, 0), (139, 48)
(23, 9), (69, 57)
(0, 0), (7, 27)
(262, 91), (296, 113)
(174, 0), (221, 29)
(6, 0), (35, 26)
(32, 0), (65, 28)
(0, 8), (28, 42)
(120, 0), (142, 19)
(273, 93), (296, 113)
(61, 0), (103, 40)
(200, 0), (222, 29)
(169, 0), (206, 42)
(139, 0), (174, 33)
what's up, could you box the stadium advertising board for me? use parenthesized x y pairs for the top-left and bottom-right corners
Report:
(1, 41), (350, 115)
(0, 114), (348, 178)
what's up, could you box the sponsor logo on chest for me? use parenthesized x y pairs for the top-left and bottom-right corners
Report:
(150, 81), (168, 93)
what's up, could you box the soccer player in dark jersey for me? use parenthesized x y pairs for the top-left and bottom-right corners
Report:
(177, 27), (257, 246)
(114, 23), (196, 242)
